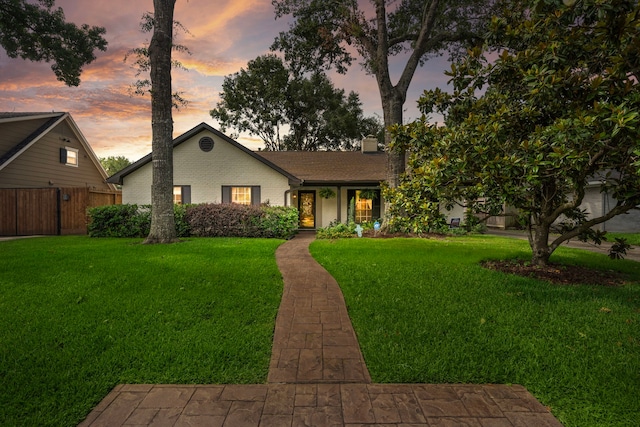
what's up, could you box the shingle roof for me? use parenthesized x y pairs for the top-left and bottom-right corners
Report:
(256, 151), (386, 185)
(0, 112), (63, 120)
(106, 122), (387, 186)
(0, 112), (66, 168)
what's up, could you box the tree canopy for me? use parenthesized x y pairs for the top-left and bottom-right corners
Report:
(271, 0), (497, 184)
(210, 54), (381, 151)
(124, 11), (191, 109)
(386, 0), (640, 266)
(0, 0), (107, 86)
(100, 156), (131, 177)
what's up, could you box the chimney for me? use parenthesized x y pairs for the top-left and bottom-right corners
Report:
(361, 135), (378, 153)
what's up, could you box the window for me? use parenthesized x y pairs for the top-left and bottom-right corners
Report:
(222, 186), (261, 206)
(355, 192), (373, 223)
(173, 185), (191, 204)
(347, 189), (381, 224)
(232, 187), (251, 205)
(60, 147), (78, 167)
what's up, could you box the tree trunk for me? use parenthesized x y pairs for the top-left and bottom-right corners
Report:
(381, 87), (406, 188)
(529, 223), (552, 266)
(144, 0), (178, 244)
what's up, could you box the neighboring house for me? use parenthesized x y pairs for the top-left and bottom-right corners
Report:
(0, 112), (120, 236)
(479, 177), (640, 232)
(107, 123), (386, 229)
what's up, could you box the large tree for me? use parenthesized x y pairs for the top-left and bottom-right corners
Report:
(210, 54), (380, 151)
(271, 0), (496, 184)
(100, 156), (131, 177)
(387, 0), (640, 266)
(145, 0), (178, 244)
(0, 0), (107, 86)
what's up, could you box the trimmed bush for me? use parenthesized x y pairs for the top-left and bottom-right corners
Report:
(87, 204), (150, 237)
(259, 206), (299, 239)
(186, 203), (263, 237)
(89, 203), (299, 239)
(186, 203), (298, 239)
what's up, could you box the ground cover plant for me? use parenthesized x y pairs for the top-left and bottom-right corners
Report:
(310, 236), (640, 427)
(0, 236), (284, 426)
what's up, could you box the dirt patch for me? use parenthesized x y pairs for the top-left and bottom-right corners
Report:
(481, 259), (628, 286)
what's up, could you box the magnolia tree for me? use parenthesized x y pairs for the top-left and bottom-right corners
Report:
(386, 0), (640, 265)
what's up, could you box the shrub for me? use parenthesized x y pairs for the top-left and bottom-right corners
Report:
(88, 204), (190, 238)
(186, 203), (262, 237)
(185, 203), (299, 238)
(317, 221), (356, 239)
(87, 204), (150, 237)
(258, 205), (299, 239)
(173, 204), (191, 238)
(89, 203), (298, 239)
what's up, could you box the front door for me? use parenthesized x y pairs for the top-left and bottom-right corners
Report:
(298, 191), (316, 229)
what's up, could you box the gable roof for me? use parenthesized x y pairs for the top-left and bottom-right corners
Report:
(256, 151), (386, 185)
(0, 112), (66, 169)
(106, 123), (300, 185)
(0, 112), (117, 190)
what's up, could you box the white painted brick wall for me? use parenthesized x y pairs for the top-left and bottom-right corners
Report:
(122, 130), (290, 205)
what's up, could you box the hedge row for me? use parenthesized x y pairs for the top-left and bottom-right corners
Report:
(87, 204), (298, 239)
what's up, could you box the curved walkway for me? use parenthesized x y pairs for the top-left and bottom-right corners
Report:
(80, 232), (562, 426)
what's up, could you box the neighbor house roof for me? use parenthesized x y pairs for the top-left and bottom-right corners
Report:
(0, 112), (117, 191)
(0, 112), (66, 169)
(107, 123), (300, 185)
(256, 151), (386, 185)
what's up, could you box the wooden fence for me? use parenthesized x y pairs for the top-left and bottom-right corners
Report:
(0, 187), (121, 236)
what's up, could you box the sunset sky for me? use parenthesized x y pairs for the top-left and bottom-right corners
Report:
(0, 0), (452, 162)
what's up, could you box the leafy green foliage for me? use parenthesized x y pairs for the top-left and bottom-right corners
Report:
(0, 236), (283, 426)
(210, 54), (380, 151)
(99, 156), (131, 177)
(316, 221), (356, 239)
(609, 238), (632, 260)
(88, 204), (298, 239)
(0, 0), (107, 86)
(123, 11), (191, 109)
(258, 205), (299, 239)
(87, 204), (150, 238)
(186, 203), (298, 239)
(388, 0), (640, 265)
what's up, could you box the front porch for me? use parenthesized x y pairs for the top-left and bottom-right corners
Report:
(288, 186), (382, 229)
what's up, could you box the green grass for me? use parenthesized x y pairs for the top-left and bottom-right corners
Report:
(606, 232), (640, 246)
(310, 235), (640, 427)
(0, 236), (284, 426)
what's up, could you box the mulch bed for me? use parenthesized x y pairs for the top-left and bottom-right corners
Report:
(481, 259), (628, 286)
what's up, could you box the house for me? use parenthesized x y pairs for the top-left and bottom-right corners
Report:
(481, 178), (640, 232)
(0, 112), (120, 236)
(107, 123), (386, 229)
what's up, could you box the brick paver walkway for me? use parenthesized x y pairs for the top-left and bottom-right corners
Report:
(79, 232), (563, 426)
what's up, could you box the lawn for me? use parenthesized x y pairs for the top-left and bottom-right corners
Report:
(0, 236), (284, 426)
(310, 235), (640, 427)
(606, 232), (640, 246)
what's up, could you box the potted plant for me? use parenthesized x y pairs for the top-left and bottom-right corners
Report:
(358, 189), (378, 200)
(319, 187), (336, 199)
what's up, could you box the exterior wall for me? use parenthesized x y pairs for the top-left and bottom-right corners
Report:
(0, 120), (111, 191)
(320, 190), (338, 226)
(584, 187), (640, 232)
(442, 203), (466, 226)
(122, 130), (290, 205)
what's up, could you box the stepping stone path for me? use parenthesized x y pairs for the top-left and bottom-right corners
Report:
(80, 232), (563, 426)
